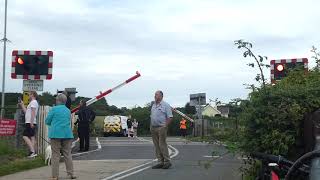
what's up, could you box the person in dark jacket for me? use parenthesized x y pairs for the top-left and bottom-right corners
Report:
(127, 116), (133, 137)
(74, 100), (96, 152)
(62, 90), (72, 110)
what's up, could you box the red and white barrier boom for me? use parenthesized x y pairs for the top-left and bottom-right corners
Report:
(172, 108), (194, 123)
(71, 71), (141, 113)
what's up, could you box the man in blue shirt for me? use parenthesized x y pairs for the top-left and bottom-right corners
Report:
(150, 90), (173, 169)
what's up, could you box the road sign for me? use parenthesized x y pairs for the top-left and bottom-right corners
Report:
(190, 93), (206, 106)
(23, 91), (30, 106)
(0, 119), (17, 136)
(11, 50), (53, 80)
(270, 58), (308, 84)
(23, 80), (43, 91)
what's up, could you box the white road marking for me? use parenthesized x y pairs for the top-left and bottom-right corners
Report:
(203, 155), (220, 158)
(102, 137), (180, 180)
(113, 166), (151, 180)
(74, 159), (152, 163)
(101, 161), (155, 180)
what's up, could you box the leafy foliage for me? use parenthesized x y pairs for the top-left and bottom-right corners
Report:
(234, 40), (270, 87)
(239, 70), (320, 177)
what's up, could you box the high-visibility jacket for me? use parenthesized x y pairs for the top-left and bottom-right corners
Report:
(180, 119), (187, 129)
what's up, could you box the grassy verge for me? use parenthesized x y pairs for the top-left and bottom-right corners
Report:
(0, 156), (45, 177)
(0, 140), (45, 177)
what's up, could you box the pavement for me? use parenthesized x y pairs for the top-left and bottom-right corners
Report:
(0, 136), (244, 180)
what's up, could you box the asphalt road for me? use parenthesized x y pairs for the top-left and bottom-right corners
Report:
(74, 137), (243, 180)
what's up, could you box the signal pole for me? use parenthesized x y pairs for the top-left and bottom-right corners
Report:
(1, 0), (8, 118)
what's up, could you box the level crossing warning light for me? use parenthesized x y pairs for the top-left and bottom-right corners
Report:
(11, 50), (53, 80)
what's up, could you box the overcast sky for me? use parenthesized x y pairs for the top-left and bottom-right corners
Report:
(0, 0), (319, 108)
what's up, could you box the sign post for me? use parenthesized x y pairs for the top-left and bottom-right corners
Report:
(190, 93), (206, 138)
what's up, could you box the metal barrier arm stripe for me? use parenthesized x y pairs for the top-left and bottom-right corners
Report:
(71, 71), (141, 113)
(172, 108), (194, 123)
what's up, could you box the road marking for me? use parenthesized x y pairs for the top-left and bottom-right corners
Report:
(102, 161), (155, 180)
(97, 137), (102, 149)
(72, 137), (102, 157)
(203, 155), (220, 158)
(74, 159), (152, 163)
(113, 166), (151, 180)
(238, 157), (248, 160)
(102, 137), (180, 180)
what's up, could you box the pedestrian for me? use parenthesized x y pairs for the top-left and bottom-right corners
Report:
(179, 118), (187, 138)
(127, 116), (133, 137)
(74, 100), (96, 152)
(45, 93), (76, 180)
(132, 119), (139, 138)
(150, 90), (173, 169)
(19, 91), (39, 158)
(62, 90), (72, 110)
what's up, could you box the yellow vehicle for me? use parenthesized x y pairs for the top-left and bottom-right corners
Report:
(103, 115), (128, 136)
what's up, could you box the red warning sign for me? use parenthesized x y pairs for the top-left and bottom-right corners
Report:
(0, 119), (17, 136)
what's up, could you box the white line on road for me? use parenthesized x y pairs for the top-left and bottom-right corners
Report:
(72, 137), (102, 157)
(113, 166), (151, 180)
(74, 159), (152, 163)
(102, 137), (179, 180)
(102, 161), (155, 180)
(203, 155), (220, 158)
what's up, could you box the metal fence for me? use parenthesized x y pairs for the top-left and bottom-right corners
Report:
(193, 118), (237, 137)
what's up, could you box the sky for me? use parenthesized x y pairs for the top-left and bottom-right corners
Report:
(0, 0), (319, 108)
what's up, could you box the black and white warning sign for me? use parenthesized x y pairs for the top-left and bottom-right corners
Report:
(23, 80), (44, 91)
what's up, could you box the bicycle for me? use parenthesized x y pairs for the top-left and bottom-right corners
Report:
(251, 149), (320, 180)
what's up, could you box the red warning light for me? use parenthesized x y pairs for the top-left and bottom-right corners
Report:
(17, 57), (24, 65)
(276, 64), (284, 72)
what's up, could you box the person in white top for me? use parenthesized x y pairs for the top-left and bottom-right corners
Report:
(19, 91), (39, 158)
(132, 119), (139, 138)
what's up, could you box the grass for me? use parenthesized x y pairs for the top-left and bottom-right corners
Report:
(0, 140), (45, 177)
(0, 156), (45, 177)
(186, 130), (241, 154)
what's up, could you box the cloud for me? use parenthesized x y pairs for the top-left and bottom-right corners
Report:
(0, 0), (319, 108)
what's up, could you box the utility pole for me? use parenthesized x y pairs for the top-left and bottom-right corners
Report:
(198, 97), (204, 139)
(1, 0), (8, 118)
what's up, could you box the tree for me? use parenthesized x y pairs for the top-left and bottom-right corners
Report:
(38, 92), (55, 106)
(185, 102), (196, 115)
(311, 45), (320, 69)
(234, 40), (270, 88)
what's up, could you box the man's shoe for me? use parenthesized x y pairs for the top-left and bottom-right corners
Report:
(162, 162), (172, 169)
(152, 163), (164, 169)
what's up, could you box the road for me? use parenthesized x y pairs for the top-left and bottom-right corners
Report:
(74, 136), (243, 180)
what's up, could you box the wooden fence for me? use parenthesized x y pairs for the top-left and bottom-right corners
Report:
(36, 106), (51, 155)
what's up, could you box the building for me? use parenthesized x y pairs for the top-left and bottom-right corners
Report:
(201, 104), (221, 117)
(217, 105), (230, 118)
(201, 104), (230, 118)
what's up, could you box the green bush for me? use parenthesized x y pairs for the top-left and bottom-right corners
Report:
(239, 70), (320, 175)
